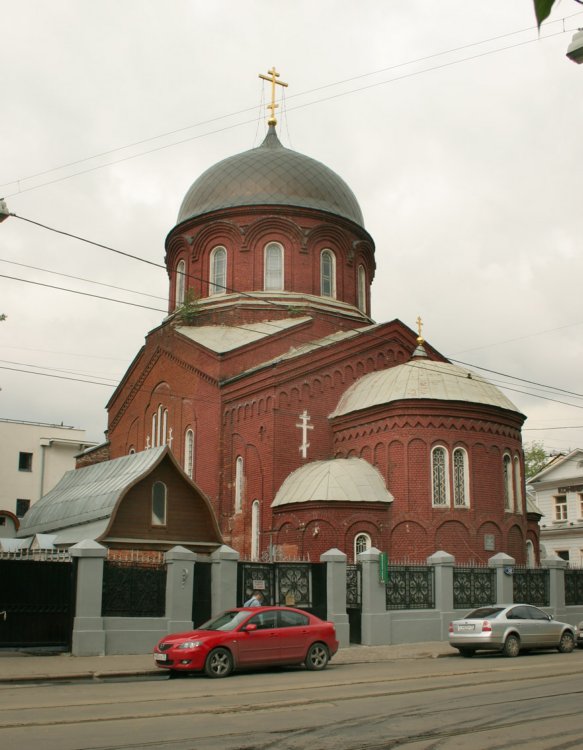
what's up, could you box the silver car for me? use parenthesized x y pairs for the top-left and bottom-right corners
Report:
(449, 604), (576, 657)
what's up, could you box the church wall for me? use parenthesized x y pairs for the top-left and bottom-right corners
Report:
(332, 402), (531, 563)
(219, 327), (415, 559)
(271, 502), (390, 562)
(165, 206), (375, 314)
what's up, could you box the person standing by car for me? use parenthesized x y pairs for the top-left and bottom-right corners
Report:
(244, 590), (264, 607)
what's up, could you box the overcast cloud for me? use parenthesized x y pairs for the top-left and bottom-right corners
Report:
(1, 1), (582, 454)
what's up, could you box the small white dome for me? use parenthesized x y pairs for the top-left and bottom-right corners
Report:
(331, 359), (521, 418)
(272, 457), (393, 507)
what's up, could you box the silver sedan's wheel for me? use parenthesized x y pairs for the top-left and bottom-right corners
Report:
(204, 647), (233, 678)
(458, 648), (475, 658)
(305, 642), (330, 671)
(558, 631), (575, 653)
(502, 634), (520, 657)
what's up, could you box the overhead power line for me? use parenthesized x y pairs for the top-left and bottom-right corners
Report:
(5, 211), (583, 416)
(2, 16), (581, 199)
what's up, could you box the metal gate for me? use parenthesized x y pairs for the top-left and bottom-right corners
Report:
(0, 558), (76, 649)
(237, 562), (327, 620)
(346, 564), (362, 643)
(192, 561), (212, 627)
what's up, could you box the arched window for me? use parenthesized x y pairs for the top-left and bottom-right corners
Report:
(320, 249), (336, 298)
(503, 454), (514, 511)
(235, 456), (244, 512)
(209, 246), (227, 296)
(357, 265), (366, 313)
(175, 259), (186, 308)
(354, 532), (371, 561)
(514, 456), (523, 513)
(151, 405), (168, 447)
(151, 481), (167, 526)
(184, 428), (194, 478)
(526, 540), (535, 568)
(432, 446), (449, 507)
(251, 500), (260, 561)
(128, 446), (136, 455)
(264, 242), (284, 291)
(453, 447), (469, 507)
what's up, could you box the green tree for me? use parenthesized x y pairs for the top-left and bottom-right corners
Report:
(524, 440), (549, 479)
(534, 0), (583, 28)
(0, 314), (6, 321)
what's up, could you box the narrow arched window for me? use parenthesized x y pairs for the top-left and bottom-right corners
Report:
(357, 265), (366, 313)
(526, 540), (535, 568)
(151, 412), (157, 448)
(264, 242), (284, 291)
(503, 454), (514, 511)
(354, 532), (371, 561)
(251, 500), (260, 561)
(175, 259), (186, 308)
(152, 481), (167, 526)
(514, 456), (523, 513)
(320, 250), (336, 298)
(235, 456), (244, 512)
(432, 446), (449, 507)
(210, 246), (227, 296)
(453, 447), (469, 507)
(184, 428), (194, 478)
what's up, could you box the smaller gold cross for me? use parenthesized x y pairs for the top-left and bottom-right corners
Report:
(416, 316), (424, 345)
(258, 67), (288, 126)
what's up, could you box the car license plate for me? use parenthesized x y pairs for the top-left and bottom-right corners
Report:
(155, 653), (167, 662)
(457, 624), (475, 632)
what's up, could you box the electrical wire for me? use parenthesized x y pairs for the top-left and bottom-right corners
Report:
(2, 17), (581, 199)
(4, 215), (583, 415)
(0, 258), (166, 301)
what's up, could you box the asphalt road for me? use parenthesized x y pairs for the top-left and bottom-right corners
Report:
(1, 650), (583, 750)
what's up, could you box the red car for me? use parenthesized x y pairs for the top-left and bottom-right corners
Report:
(154, 606), (339, 678)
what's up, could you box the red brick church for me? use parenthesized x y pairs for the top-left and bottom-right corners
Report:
(104, 74), (540, 564)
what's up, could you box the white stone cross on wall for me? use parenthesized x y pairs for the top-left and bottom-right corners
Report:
(296, 410), (314, 459)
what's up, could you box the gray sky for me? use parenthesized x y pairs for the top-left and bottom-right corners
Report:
(1, 1), (582, 453)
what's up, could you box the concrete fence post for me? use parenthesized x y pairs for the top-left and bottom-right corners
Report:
(165, 545), (196, 633)
(70, 539), (107, 656)
(541, 555), (568, 615)
(210, 544), (239, 614)
(358, 546), (391, 645)
(427, 550), (455, 639)
(320, 548), (349, 647)
(488, 552), (516, 604)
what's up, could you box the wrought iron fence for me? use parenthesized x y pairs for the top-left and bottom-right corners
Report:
(238, 562), (312, 607)
(565, 569), (583, 606)
(386, 565), (435, 610)
(0, 549), (71, 562)
(346, 564), (361, 609)
(512, 567), (549, 607)
(102, 561), (166, 617)
(453, 567), (496, 610)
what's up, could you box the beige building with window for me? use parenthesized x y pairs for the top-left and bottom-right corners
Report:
(529, 448), (583, 565)
(0, 418), (95, 518)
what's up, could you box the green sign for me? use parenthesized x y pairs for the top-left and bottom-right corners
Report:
(379, 552), (389, 583)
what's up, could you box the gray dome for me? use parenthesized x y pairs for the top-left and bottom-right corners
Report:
(331, 359), (522, 418)
(177, 126), (364, 227)
(272, 458), (393, 507)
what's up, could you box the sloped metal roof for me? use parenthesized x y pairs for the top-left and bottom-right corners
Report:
(272, 458), (393, 507)
(331, 359), (521, 418)
(17, 447), (168, 537)
(176, 125), (364, 228)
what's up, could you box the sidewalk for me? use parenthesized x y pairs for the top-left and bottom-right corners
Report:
(0, 641), (453, 684)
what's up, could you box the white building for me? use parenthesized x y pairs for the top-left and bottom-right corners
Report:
(529, 448), (583, 566)
(0, 418), (96, 518)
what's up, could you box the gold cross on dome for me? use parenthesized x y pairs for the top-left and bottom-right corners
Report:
(258, 67), (288, 126)
(416, 316), (425, 345)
